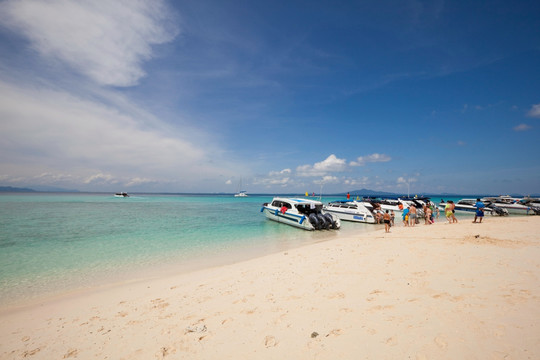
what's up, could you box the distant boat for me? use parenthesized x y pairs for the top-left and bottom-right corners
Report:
(234, 191), (248, 197)
(114, 192), (129, 198)
(234, 178), (248, 197)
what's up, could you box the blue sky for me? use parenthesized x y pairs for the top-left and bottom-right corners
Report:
(0, 0), (539, 195)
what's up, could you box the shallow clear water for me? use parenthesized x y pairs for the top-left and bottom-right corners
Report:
(1, 193), (382, 305)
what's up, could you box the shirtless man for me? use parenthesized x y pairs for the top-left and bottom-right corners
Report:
(409, 204), (417, 227)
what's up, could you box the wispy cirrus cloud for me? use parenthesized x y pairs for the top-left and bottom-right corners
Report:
(0, 81), (236, 191)
(0, 0), (179, 87)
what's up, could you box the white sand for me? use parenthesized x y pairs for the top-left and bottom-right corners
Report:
(1, 216), (539, 359)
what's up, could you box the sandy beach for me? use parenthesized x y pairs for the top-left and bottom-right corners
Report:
(1, 216), (539, 359)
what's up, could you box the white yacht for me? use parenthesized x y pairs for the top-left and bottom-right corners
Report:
(234, 191), (248, 197)
(261, 197), (341, 230)
(323, 200), (376, 224)
(234, 178), (248, 197)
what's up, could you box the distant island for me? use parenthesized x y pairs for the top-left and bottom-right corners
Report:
(0, 186), (37, 192)
(0, 186), (79, 193)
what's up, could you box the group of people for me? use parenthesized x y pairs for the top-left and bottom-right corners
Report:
(380, 198), (486, 233)
(400, 202), (439, 228)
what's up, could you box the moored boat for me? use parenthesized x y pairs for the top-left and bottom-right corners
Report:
(481, 196), (540, 215)
(114, 192), (129, 198)
(261, 197), (341, 230)
(323, 200), (376, 224)
(438, 199), (508, 216)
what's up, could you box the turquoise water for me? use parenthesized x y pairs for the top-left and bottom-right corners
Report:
(0, 193), (470, 305)
(0, 193), (380, 305)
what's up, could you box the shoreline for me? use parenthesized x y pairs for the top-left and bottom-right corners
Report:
(1, 216), (539, 359)
(0, 221), (375, 311)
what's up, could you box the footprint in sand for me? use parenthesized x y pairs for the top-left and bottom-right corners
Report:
(63, 348), (79, 358)
(264, 335), (278, 347)
(22, 348), (41, 357)
(434, 336), (448, 349)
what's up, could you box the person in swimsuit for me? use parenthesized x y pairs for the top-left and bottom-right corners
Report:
(409, 204), (417, 227)
(451, 201), (458, 223)
(445, 201), (453, 223)
(402, 207), (409, 227)
(383, 210), (391, 233)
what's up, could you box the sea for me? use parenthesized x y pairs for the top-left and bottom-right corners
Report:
(0, 192), (467, 307)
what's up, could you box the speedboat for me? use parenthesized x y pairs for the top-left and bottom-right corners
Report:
(396, 197), (434, 218)
(261, 197), (341, 230)
(438, 199), (508, 216)
(482, 196), (540, 215)
(114, 192), (129, 198)
(362, 197), (404, 213)
(323, 200), (376, 224)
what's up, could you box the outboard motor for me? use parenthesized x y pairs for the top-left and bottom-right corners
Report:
(308, 213), (321, 229)
(323, 213), (337, 229)
(317, 213), (330, 229)
(490, 205), (508, 216)
(529, 206), (540, 215)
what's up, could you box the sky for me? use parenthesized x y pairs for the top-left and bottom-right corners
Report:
(0, 0), (539, 195)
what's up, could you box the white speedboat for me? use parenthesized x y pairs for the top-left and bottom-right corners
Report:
(114, 192), (129, 198)
(323, 200), (376, 224)
(438, 199), (508, 216)
(261, 197), (341, 230)
(482, 196), (540, 215)
(396, 197), (432, 218)
(362, 198), (405, 213)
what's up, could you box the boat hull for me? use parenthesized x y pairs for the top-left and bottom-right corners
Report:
(261, 206), (315, 230)
(438, 203), (507, 216)
(260, 197), (341, 230)
(323, 208), (376, 223)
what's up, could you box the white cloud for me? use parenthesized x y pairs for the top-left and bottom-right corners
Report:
(253, 177), (291, 187)
(297, 154), (347, 177)
(397, 176), (417, 185)
(314, 175), (339, 185)
(225, 179), (233, 185)
(0, 0), (178, 87)
(350, 153), (391, 166)
(344, 176), (369, 186)
(527, 103), (540, 118)
(269, 168), (291, 176)
(84, 173), (118, 185)
(0, 80), (236, 190)
(513, 123), (532, 132)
